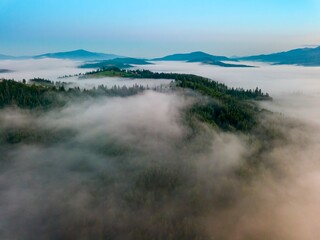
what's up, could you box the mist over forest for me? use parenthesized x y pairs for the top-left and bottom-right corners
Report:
(1, 59), (320, 240)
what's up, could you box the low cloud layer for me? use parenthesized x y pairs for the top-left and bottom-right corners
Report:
(139, 62), (320, 239)
(140, 61), (320, 95)
(0, 58), (88, 81)
(0, 90), (263, 239)
(1, 61), (320, 239)
(0, 58), (172, 89)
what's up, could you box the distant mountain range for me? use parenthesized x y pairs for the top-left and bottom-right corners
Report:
(152, 51), (253, 67)
(237, 46), (320, 66)
(0, 49), (121, 61)
(1, 46), (320, 67)
(154, 47), (320, 67)
(153, 51), (231, 62)
(34, 49), (122, 61)
(0, 54), (13, 60)
(0, 69), (13, 73)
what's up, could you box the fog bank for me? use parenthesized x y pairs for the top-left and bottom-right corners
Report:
(139, 61), (320, 95)
(1, 60), (320, 239)
(0, 58), (89, 81)
(0, 59), (172, 89)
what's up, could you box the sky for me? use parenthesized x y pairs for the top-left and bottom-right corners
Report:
(1, 0), (320, 57)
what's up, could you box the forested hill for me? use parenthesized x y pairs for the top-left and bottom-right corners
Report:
(0, 69), (271, 131)
(0, 80), (145, 109)
(0, 72), (275, 239)
(82, 68), (270, 100)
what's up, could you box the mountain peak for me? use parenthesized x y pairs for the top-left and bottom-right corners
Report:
(72, 49), (91, 53)
(33, 49), (122, 61)
(238, 45), (320, 66)
(153, 51), (230, 62)
(190, 51), (206, 54)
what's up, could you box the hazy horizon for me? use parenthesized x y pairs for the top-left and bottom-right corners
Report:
(1, 45), (320, 59)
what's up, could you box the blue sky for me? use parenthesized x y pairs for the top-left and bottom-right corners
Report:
(1, 0), (320, 57)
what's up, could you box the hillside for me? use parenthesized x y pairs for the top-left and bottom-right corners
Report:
(80, 58), (152, 69)
(238, 46), (320, 66)
(0, 69), (12, 73)
(153, 51), (231, 62)
(33, 49), (122, 61)
(0, 54), (15, 60)
(187, 57), (254, 67)
(153, 51), (253, 67)
(0, 71), (275, 240)
(0, 68), (270, 131)
(80, 68), (271, 130)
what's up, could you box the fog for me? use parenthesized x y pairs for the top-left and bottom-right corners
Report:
(0, 58), (89, 81)
(139, 61), (320, 126)
(139, 61), (320, 95)
(137, 61), (320, 239)
(0, 58), (172, 89)
(1, 60), (320, 239)
(0, 91), (208, 239)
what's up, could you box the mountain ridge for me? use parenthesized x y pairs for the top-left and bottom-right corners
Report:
(0, 54), (15, 60)
(237, 46), (320, 66)
(33, 49), (122, 61)
(80, 57), (152, 69)
(1, 46), (320, 66)
(152, 51), (254, 67)
(152, 51), (232, 62)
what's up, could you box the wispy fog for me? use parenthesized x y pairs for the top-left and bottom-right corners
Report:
(0, 59), (172, 89)
(139, 61), (320, 95)
(137, 61), (320, 239)
(139, 61), (320, 126)
(0, 58), (89, 80)
(1, 60), (320, 239)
